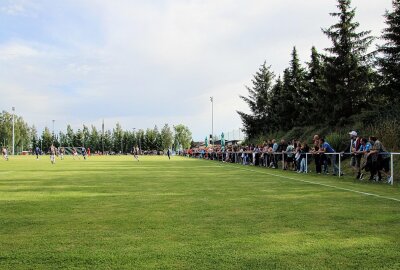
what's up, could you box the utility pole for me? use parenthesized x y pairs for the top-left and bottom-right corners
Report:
(102, 119), (105, 154)
(12, 107), (15, 155)
(52, 120), (55, 143)
(210, 97), (214, 148)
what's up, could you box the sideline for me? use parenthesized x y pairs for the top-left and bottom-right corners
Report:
(199, 159), (400, 203)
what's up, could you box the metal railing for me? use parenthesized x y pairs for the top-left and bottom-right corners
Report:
(186, 151), (399, 185)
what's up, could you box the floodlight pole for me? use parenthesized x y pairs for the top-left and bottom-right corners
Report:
(12, 107), (15, 155)
(210, 97), (214, 148)
(52, 120), (55, 143)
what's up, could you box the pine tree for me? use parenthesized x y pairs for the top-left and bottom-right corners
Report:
(237, 61), (275, 139)
(377, 0), (400, 104)
(322, 0), (374, 124)
(306, 46), (327, 123)
(285, 47), (309, 127)
(267, 77), (284, 130)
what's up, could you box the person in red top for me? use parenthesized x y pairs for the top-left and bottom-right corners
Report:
(87, 148), (91, 156)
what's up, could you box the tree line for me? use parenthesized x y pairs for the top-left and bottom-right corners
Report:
(0, 111), (193, 153)
(238, 0), (400, 141)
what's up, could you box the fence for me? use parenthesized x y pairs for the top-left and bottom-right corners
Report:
(187, 151), (399, 186)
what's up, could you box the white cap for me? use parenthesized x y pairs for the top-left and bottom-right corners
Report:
(349, 131), (357, 137)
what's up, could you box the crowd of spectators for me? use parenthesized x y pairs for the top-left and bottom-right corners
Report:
(188, 131), (392, 183)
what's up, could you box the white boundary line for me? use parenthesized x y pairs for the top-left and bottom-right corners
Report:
(202, 159), (400, 203)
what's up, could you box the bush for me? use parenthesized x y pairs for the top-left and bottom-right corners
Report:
(364, 119), (399, 151)
(325, 132), (348, 152)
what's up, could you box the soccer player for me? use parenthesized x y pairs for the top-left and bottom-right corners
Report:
(35, 146), (40, 160)
(82, 147), (87, 160)
(133, 147), (139, 162)
(50, 144), (56, 164)
(72, 147), (80, 160)
(60, 147), (65, 160)
(167, 148), (171, 160)
(2, 147), (9, 161)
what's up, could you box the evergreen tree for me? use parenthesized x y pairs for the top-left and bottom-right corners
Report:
(289, 47), (309, 125)
(82, 125), (90, 148)
(112, 123), (124, 153)
(237, 61), (275, 139)
(41, 127), (53, 151)
(31, 125), (38, 149)
(306, 46), (327, 123)
(73, 129), (83, 146)
(66, 125), (74, 147)
(322, 0), (374, 124)
(267, 76), (284, 130)
(89, 126), (100, 152)
(377, 0), (400, 105)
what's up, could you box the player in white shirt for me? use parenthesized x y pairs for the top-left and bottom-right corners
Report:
(2, 147), (9, 161)
(50, 144), (56, 164)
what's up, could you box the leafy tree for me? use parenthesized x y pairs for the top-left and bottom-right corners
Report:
(174, 124), (192, 150)
(322, 0), (375, 124)
(161, 124), (174, 150)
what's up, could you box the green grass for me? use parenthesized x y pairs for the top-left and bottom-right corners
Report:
(0, 156), (399, 269)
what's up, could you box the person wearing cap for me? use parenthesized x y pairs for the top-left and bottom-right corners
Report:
(349, 131), (362, 179)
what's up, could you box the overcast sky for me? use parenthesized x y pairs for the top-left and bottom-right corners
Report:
(0, 0), (393, 140)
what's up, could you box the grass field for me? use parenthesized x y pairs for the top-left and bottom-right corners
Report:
(0, 156), (399, 269)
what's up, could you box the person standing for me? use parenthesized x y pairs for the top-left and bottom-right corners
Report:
(35, 146), (40, 160)
(50, 144), (56, 164)
(2, 147), (9, 161)
(133, 147), (139, 162)
(318, 138), (340, 176)
(60, 147), (65, 160)
(312, 135), (322, 174)
(167, 148), (171, 160)
(349, 131), (362, 179)
(82, 147), (87, 160)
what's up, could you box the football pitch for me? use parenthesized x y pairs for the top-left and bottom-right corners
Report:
(0, 156), (399, 269)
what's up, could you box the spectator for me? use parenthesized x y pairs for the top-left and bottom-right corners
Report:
(312, 134), (322, 174)
(348, 131), (362, 179)
(368, 136), (391, 182)
(318, 138), (340, 176)
(298, 142), (310, 173)
(285, 141), (295, 171)
(356, 137), (371, 180)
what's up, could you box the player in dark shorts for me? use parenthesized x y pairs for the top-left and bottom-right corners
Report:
(167, 149), (171, 160)
(82, 147), (87, 160)
(35, 146), (40, 160)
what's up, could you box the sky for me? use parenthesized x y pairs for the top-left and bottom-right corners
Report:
(0, 0), (393, 140)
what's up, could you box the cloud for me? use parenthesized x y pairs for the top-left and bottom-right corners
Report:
(0, 0), (393, 140)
